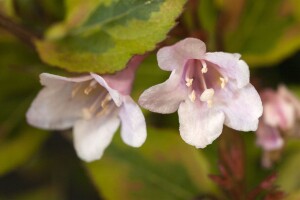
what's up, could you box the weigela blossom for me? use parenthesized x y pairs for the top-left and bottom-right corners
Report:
(256, 86), (300, 167)
(139, 38), (263, 148)
(26, 57), (147, 162)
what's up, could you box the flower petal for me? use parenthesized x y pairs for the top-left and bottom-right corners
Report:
(39, 73), (93, 86)
(178, 99), (225, 148)
(73, 114), (120, 162)
(119, 96), (147, 147)
(101, 55), (145, 95)
(264, 99), (295, 130)
(218, 84), (263, 131)
(91, 73), (122, 106)
(157, 38), (206, 71)
(279, 85), (300, 118)
(139, 70), (188, 114)
(26, 74), (94, 130)
(256, 122), (284, 151)
(204, 52), (250, 88)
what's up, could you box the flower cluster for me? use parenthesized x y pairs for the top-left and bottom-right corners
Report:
(27, 38), (263, 161)
(256, 85), (300, 167)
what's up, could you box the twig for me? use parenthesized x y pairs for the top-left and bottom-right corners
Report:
(0, 12), (41, 49)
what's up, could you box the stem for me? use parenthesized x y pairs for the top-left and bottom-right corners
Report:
(0, 12), (40, 49)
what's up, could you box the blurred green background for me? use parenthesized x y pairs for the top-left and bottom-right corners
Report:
(1, 0), (300, 199)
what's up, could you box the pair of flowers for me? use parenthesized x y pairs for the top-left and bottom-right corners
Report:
(26, 38), (263, 162)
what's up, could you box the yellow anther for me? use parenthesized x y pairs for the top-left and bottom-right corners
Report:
(185, 78), (193, 87)
(201, 60), (208, 73)
(101, 94), (112, 108)
(72, 84), (82, 98)
(220, 77), (228, 89)
(84, 80), (97, 95)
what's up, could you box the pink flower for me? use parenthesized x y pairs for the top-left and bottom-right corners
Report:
(26, 57), (147, 162)
(139, 38), (263, 148)
(256, 85), (300, 167)
(257, 86), (300, 149)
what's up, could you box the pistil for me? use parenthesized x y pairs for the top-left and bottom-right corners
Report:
(200, 88), (215, 108)
(198, 60), (215, 107)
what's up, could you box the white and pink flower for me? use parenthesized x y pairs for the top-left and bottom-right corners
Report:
(26, 57), (147, 162)
(256, 85), (300, 167)
(139, 38), (263, 148)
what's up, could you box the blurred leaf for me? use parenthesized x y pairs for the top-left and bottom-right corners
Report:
(35, 0), (187, 73)
(284, 190), (300, 200)
(6, 186), (64, 200)
(198, 0), (219, 50)
(242, 24), (300, 67)
(85, 128), (219, 200)
(131, 55), (169, 100)
(289, 85), (300, 98)
(0, 35), (50, 176)
(223, 0), (300, 67)
(276, 140), (300, 193)
(0, 0), (15, 17)
(0, 127), (49, 176)
(290, 0), (300, 21)
(13, 0), (64, 32)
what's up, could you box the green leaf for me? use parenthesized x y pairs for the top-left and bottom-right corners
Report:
(284, 190), (300, 200)
(241, 25), (300, 66)
(0, 127), (49, 176)
(85, 128), (219, 199)
(197, 0), (219, 51)
(131, 55), (169, 100)
(0, 36), (51, 176)
(223, 0), (300, 67)
(35, 0), (187, 73)
(276, 140), (300, 193)
(4, 186), (64, 200)
(0, 0), (15, 17)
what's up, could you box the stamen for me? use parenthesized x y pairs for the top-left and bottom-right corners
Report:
(101, 94), (112, 108)
(201, 60), (208, 73)
(189, 90), (196, 102)
(82, 93), (108, 119)
(220, 77), (228, 89)
(185, 77), (193, 87)
(72, 84), (82, 98)
(96, 106), (110, 117)
(84, 80), (97, 95)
